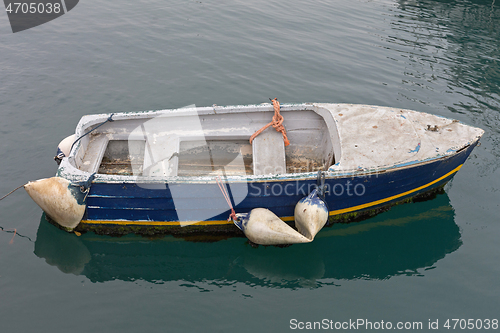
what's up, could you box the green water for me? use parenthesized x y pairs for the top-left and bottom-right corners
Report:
(0, 0), (499, 332)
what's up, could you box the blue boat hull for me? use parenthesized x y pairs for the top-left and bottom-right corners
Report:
(77, 142), (477, 235)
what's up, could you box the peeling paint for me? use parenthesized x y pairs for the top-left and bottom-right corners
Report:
(409, 143), (421, 153)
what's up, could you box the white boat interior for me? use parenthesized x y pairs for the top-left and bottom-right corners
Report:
(64, 103), (484, 181)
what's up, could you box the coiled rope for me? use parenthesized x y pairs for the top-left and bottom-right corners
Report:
(249, 98), (290, 146)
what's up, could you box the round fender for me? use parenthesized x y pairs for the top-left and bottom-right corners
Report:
(294, 188), (329, 240)
(54, 134), (76, 164)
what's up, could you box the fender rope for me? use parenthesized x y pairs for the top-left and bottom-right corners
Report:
(215, 176), (237, 221)
(249, 98), (290, 146)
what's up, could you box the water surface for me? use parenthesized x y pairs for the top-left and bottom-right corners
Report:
(0, 0), (499, 332)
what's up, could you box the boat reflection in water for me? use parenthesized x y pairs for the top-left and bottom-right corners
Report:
(34, 193), (461, 288)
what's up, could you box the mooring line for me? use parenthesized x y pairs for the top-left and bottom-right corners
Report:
(0, 226), (34, 244)
(0, 183), (35, 244)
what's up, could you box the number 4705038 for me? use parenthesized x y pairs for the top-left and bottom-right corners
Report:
(5, 2), (62, 14)
(443, 319), (498, 330)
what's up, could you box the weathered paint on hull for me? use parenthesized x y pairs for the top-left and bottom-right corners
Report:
(71, 141), (478, 236)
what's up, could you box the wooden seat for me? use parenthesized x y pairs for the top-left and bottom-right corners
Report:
(143, 136), (179, 177)
(252, 129), (286, 175)
(80, 135), (109, 173)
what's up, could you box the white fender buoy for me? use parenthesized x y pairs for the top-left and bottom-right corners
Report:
(58, 134), (76, 157)
(234, 208), (312, 245)
(24, 177), (86, 232)
(294, 188), (329, 240)
(54, 134), (76, 164)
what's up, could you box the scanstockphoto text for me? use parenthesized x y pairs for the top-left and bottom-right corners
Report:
(289, 318), (499, 330)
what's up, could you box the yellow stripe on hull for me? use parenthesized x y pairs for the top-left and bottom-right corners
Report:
(79, 219), (234, 226)
(329, 164), (462, 215)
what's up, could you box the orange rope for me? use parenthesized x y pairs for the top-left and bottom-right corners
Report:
(8, 228), (16, 244)
(216, 176), (237, 221)
(249, 98), (290, 146)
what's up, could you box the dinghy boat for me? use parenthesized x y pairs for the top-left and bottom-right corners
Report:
(25, 102), (484, 240)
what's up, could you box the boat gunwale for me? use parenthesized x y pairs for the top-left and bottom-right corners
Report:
(58, 103), (485, 184)
(58, 144), (476, 185)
